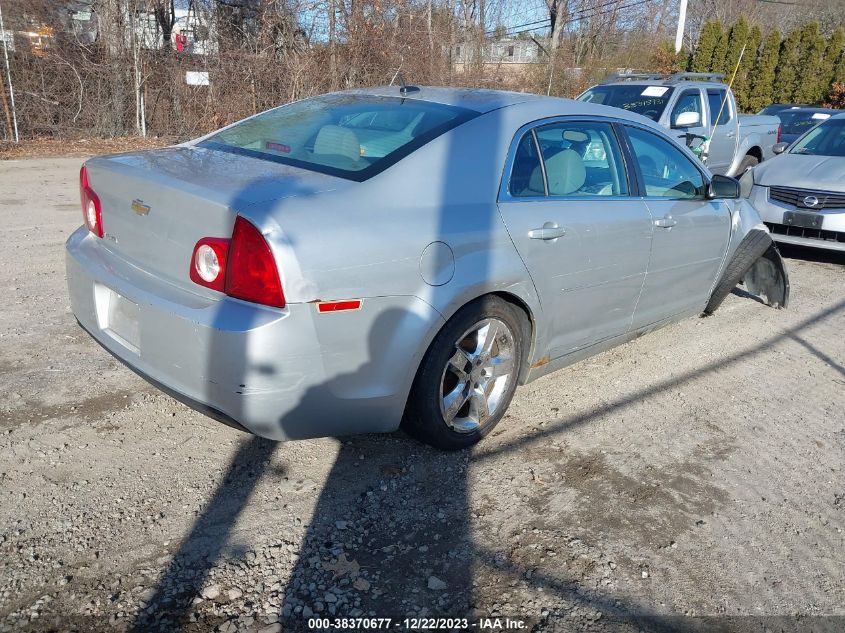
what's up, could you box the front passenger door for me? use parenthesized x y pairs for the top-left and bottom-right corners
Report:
(706, 89), (738, 175)
(669, 88), (707, 150)
(625, 125), (731, 328)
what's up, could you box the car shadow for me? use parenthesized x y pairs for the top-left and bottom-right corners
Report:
(128, 297), (845, 632)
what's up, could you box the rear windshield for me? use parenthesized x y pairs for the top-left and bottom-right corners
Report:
(777, 110), (833, 136)
(790, 118), (845, 157)
(578, 85), (675, 121)
(199, 94), (479, 181)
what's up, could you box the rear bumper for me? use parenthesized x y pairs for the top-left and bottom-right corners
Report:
(65, 227), (442, 440)
(750, 185), (845, 251)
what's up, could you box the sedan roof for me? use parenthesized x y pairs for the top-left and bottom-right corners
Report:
(345, 85), (667, 134)
(346, 85), (550, 113)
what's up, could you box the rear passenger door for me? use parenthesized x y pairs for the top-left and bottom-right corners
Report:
(497, 118), (654, 358)
(623, 125), (731, 328)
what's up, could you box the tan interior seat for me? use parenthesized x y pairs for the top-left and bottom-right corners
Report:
(527, 149), (587, 196)
(313, 125), (361, 162)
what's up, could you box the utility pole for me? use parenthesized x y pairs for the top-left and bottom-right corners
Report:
(674, 0), (688, 53)
(0, 0), (19, 143)
(477, 0), (486, 74)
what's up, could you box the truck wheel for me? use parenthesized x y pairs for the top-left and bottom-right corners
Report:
(403, 296), (525, 450)
(737, 154), (759, 174)
(703, 230), (772, 316)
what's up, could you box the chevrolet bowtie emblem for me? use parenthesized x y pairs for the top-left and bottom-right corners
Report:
(131, 199), (151, 216)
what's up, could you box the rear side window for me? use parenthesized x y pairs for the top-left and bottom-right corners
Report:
(626, 126), (705, 199)
(707, 90), (731, 126)
(514, 121), (628, 197)
(509, 132), (545, 197)
(199, 95), (479, 181)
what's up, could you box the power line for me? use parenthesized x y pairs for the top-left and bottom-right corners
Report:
(565, 0), (659, 25)
(486, 18), (549, 36)
(487, 0), (641, 36)
(494, 0), (660, 40)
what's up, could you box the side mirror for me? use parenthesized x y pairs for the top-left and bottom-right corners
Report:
(673, 111), (701, 128)
(772, 142), (789, 155)
(709, 174), (740, 199)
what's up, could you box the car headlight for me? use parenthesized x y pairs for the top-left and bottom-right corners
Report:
(739, 168), (755, 198)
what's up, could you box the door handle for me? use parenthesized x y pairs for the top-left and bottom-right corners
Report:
(654, 215), (678, 229)
(726, 131), (736, 138)
(528, 222), (566, 240)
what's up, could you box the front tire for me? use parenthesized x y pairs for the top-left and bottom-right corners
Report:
(403, 296), (525, 450)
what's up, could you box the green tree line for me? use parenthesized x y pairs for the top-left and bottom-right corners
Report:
(688, 18), (845, 112)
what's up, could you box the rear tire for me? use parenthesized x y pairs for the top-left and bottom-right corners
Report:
(403, 296), (525, 450)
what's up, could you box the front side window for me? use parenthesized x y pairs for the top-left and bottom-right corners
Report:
(199, 94), (478, 181)
(671, 90), (703, 128)
(578, 85), (674, 121)
(707, 90), (731, 126)
(790, 118), (845, 157)
(626, 126), (705, 199)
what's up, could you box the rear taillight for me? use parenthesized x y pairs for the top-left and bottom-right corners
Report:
(189, 238), (229, 292)
(189, 216), (285, 308)
(226, 216), (285, 308)
(80, 165), (103, 238)
(777, 125), (782, 144)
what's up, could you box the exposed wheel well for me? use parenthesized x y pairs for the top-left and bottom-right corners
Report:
(746, 146), (763, 163)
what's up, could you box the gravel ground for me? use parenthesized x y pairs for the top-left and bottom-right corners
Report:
(1, 157), (844, 633)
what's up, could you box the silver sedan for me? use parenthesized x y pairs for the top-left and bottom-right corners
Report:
(746, 111), (845, 252)
(65, 87), (789, 449)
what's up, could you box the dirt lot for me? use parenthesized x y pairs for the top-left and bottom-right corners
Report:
(0, 157), (843, 633)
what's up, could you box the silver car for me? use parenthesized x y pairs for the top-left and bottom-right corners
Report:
(746, 112), (845, 252)
(66, 87), (789, 450)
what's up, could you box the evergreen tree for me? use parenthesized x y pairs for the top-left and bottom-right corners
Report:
(691, 21), (722, 73)
(835, 51), (845, 84)
(747, 30), (781, 112)
(724, 17), (750, 78)
(774, 28), (802, 103)
(818, 28), (845, 103)
(710, 28), (730, 75)
(793, 22), (827, 104)
(732, 23), (761, 111)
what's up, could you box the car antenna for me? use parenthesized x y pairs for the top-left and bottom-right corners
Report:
(390, 70), (420, 95)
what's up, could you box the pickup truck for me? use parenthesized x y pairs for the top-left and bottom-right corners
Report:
(577, 72), (781, 177)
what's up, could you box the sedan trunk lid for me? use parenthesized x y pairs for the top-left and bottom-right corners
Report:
(84, 146), (347, 294)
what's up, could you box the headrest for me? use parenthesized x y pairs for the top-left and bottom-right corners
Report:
(313, 125), (360, 162)
(542, 149), (587, 196)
